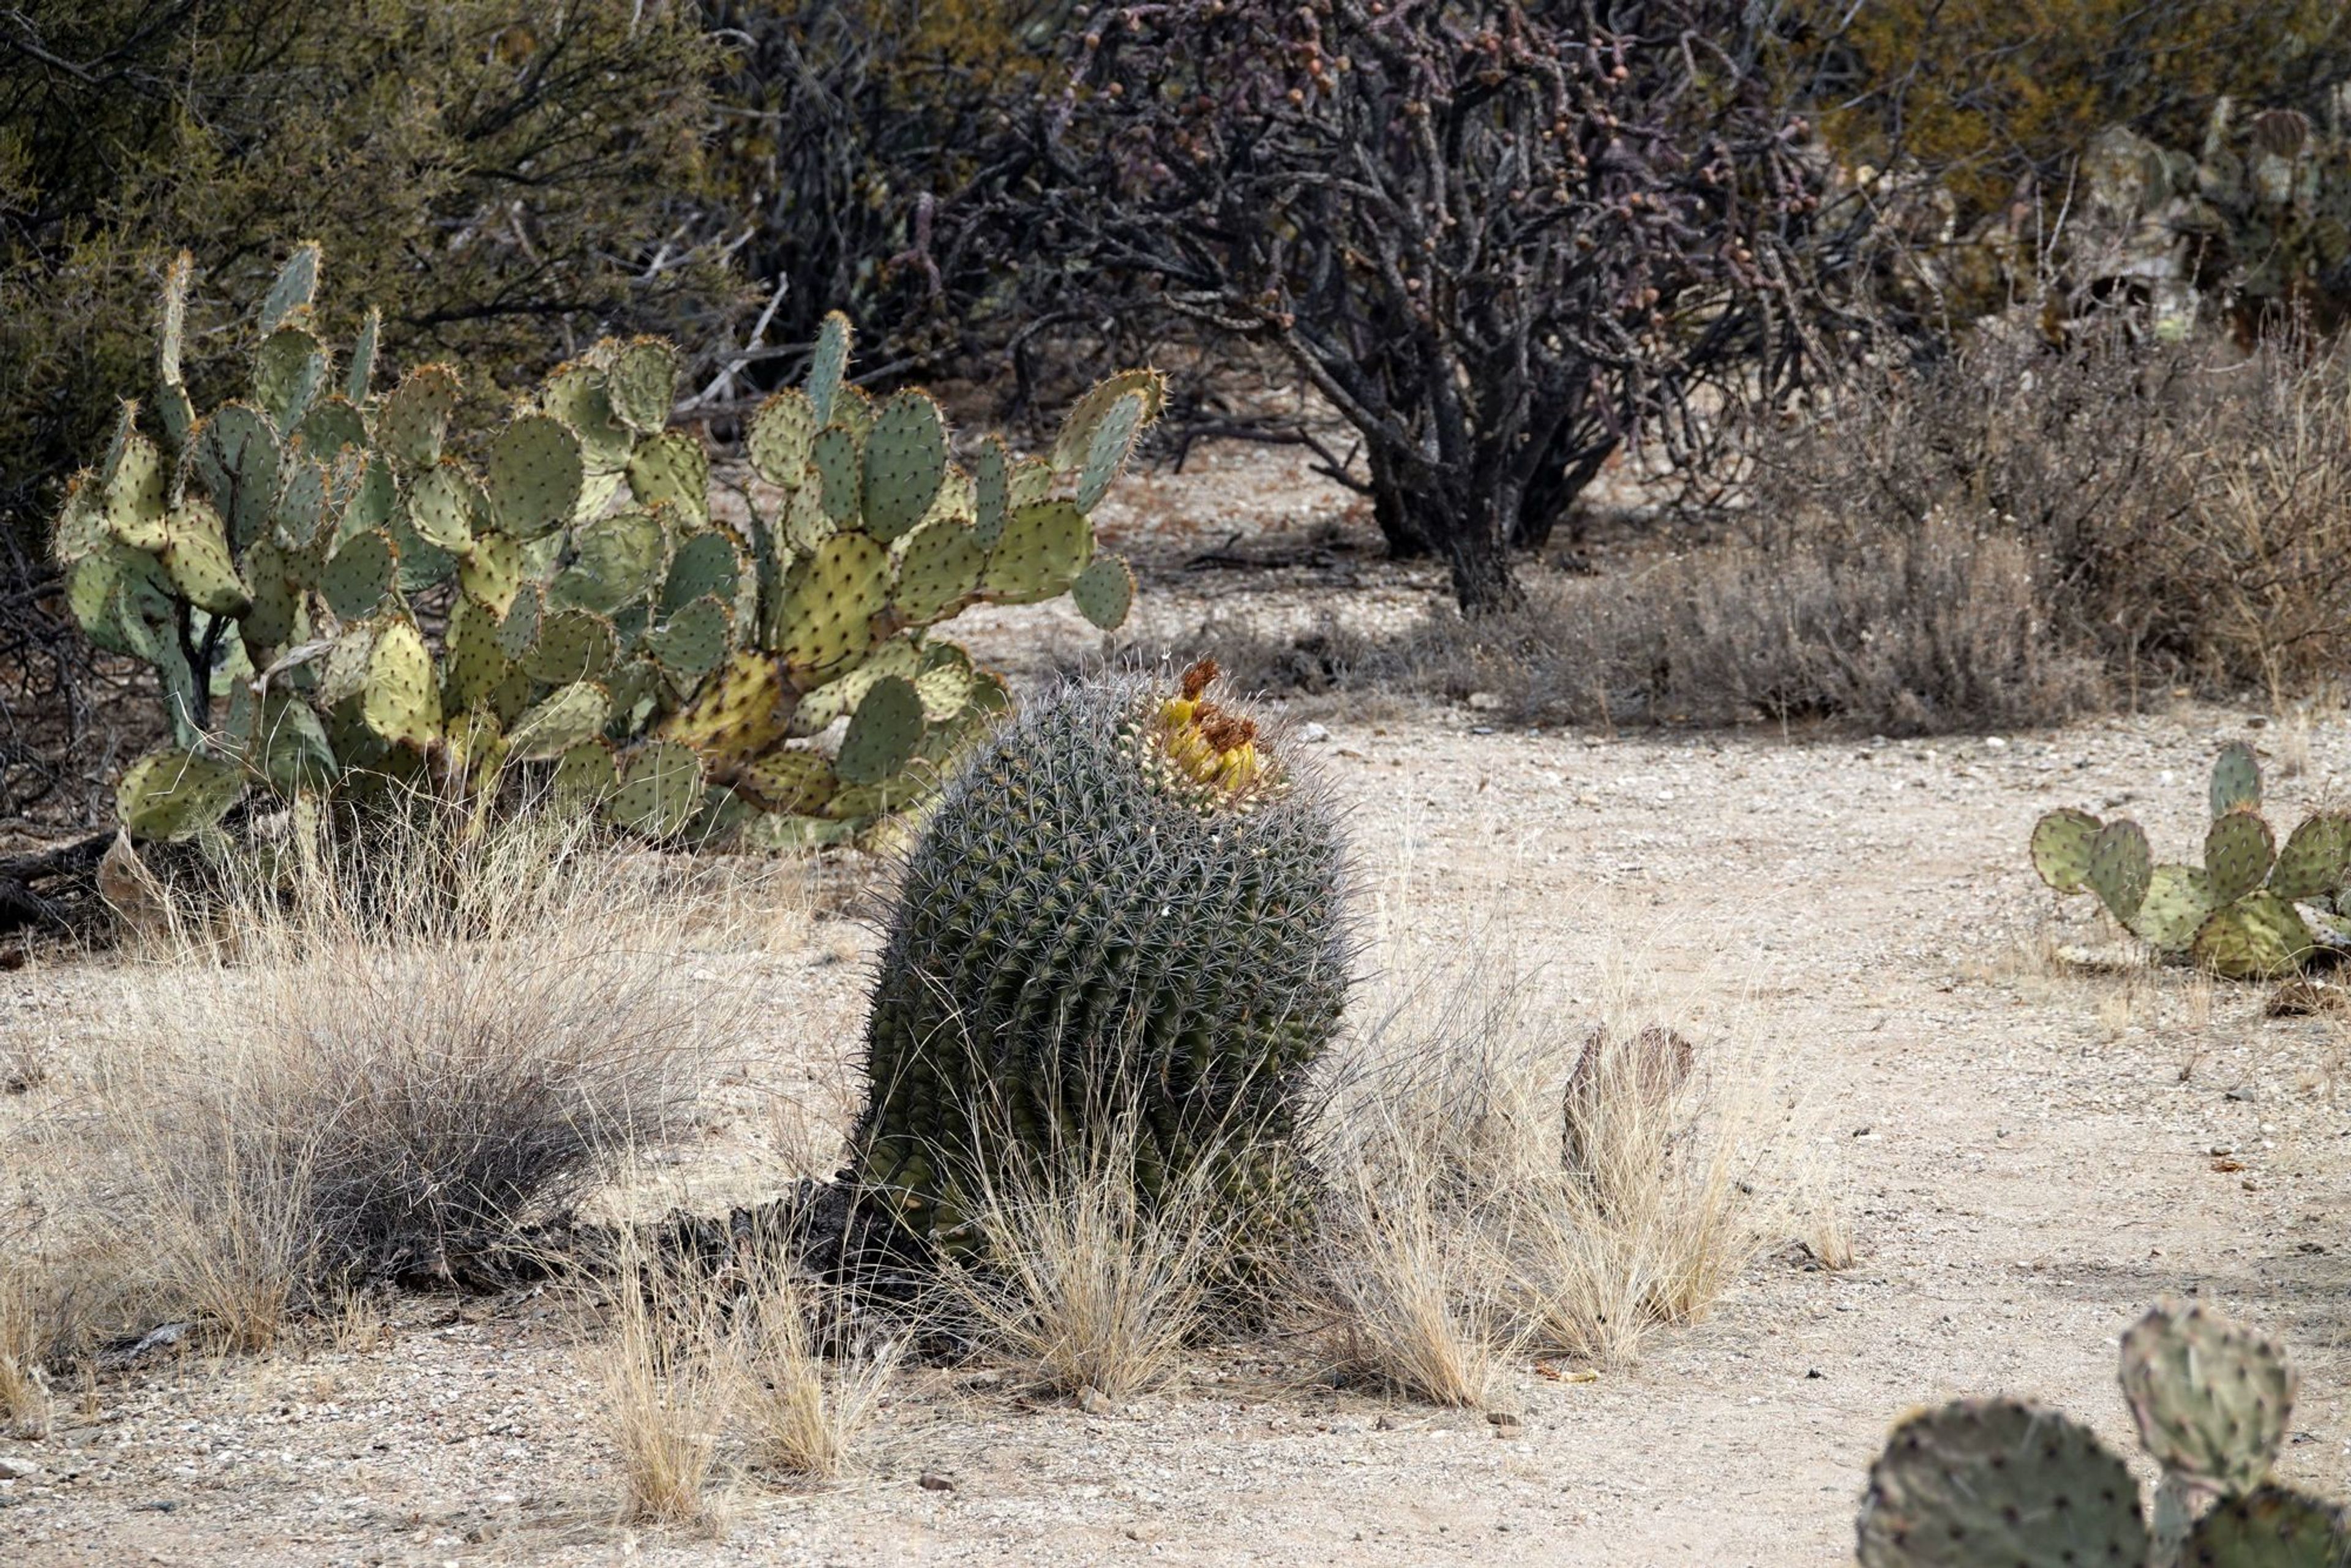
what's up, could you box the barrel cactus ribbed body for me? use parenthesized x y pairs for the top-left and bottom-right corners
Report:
(855, 659), (1349, 1247)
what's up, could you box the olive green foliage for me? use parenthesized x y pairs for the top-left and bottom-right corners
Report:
(57, 247), (1155, 849)
(1857, 1299), (2341, 1567)
(2031, 742), (2351, 979)
(857, 661), (1349, 1253)
(0, 0), (743, 562)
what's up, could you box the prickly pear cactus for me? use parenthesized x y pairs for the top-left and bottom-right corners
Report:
(1857, 1300), (2351, 1568)
(53, 246), (1160, 849)
(2029, 745), (2351, 980)
(854, 659), (1349, 1250)
(1856, 1399), (2150, 1568)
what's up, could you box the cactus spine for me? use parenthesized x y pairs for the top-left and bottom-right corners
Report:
(854, 659), (1349, 1250)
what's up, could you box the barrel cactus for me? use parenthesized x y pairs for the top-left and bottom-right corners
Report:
(2030, 742), (2351, 980)
(54, 244), (1156, 851)
(853, 659), (1351, 1251)
(1857, 1299), (2343, 1567)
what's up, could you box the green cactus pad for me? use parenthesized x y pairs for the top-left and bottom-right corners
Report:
(2192, 891), (2314, 979)
(337, 452), (398, 542)
(254, 325), (329, 430)
(792, 635), (921, 737)
(893, 516), (988, 624)
(1074, 390), (1147, 512)
(606, 337), (679, 433)
(273, 452), (328, 550)
(317, 528), (394, 622)
(861, 391), (949, 541)
(782, 484), (832, 554)
(522, 608), (619, 687)
(541, 361), (635, 475)
(459, 532), (526, 619)
(66, 546), (172, 658)
(972, 435), (1011, 548)
(659, 650), (791, 767)
(484, 415), (584, 539)
(2267, 812), (2351, 904)
(805, 312), (852, 424)
(317, 620), (379, 707)
(835, 675), (925, 786)
(661, 528), (743, 617)
(1051, 369), (1168, 475)
(551, 740), (618, 807)
(812, 426), (861, 524)
(2119, 1299), (2295, 1496)
(508, 681), (613, 763)
(981, 500), (1093, 604)
(647, 595), (733, 687)
(1008, 455), (1054, 509)
(626, 429), (710, 526)
(361, 620), (441, 749)
(252, 690), (334, 794)
(1070, 554), (1136, 630)
(737, 748), (836, 814)
(555, 506), (669, 615)
(160, 498), (251, 617)
(2213, 741), (2262, 819)
(2030, 808), (2103, 893)
(192, 402), (281, 550)
(2182, 1485), (2349, 1567)
(2207, 811), (2279, 906)
(749, 388), (817, 487)
(236, 539), (301, 653)
(50, 474), (107, 565)
(258, 242), (320, 334)
(1854, 1398), (2148, 1568)
(407, 460), (484, 554)
(294, 396), (367, 460)
(102, 427), (169, 552)
(776, 533), (888, 678)
(912, 648), (975, 721)
(116, 748), (246, 842)
(2131, 864), (2218, 953)
(442, 595), (511, 710)
(378, 364), (462, 473)
(604, 741), (704, 839)
(345, 306), (379, 402)
(2085, 819), (2153, 924)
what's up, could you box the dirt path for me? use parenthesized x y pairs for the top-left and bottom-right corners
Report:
(6, 444), (2350, 1564)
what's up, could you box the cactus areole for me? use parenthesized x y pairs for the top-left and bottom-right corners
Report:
(853, 659), (1351, 1248)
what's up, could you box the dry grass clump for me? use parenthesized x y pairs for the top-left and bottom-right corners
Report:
(0, 1262), (57, 1437)
(733, 1266), (899, 1479)
(9, 794), (748, 1358)
(1313, 929), (1816, 1383)
(930, 1110), (1223, 1403)
(596, 1242), (737, 1534)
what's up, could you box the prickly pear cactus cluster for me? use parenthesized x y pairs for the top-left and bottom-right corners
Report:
(1857, 1299), (2344, 1567)
(54, 245), (1157, 847)
(2030, 742), (2351, 980)
(854, 659), (1350, 1250)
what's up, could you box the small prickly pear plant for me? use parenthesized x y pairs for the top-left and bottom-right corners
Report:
(854, 658), (1350, 1253)
(1857, 1299), (2344, 1567)
(53, 246), (1157, 850)
(2030, 741), (2351, 980)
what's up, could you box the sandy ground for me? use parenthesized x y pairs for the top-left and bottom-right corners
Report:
(5, 441), (2351, 1564)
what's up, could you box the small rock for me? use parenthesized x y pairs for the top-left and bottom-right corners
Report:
(1297, 722), (1330, 744)
(918, 1472), (955, 1492)
(0, 1457), (40, 1480)
(1077, 1385), (1113, 1416)
(1125, 1522), (1166, 1542)
(1466, 691), (1502, 711)
(1487, 1411), (1523, 1438)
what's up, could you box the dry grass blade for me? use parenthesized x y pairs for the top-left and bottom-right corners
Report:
(931, 1109), (1223, 1403)
(733, 1266), (898, 1480)
(0, 1261), (56, 1438)
(592, 1239), (735, 1534)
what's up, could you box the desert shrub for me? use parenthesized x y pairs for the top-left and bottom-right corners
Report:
(958, 0), (1859, 612)
(1221, 332), (2351, 730)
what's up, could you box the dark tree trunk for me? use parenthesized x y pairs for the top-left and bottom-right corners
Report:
(1411, 487), (1524, 615)
(1515, 440), (1618, 550)
(1366, 447), (1431, 558)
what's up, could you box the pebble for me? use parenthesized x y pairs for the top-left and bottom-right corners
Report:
(0, 1457), (40, 1480)
(1297, 722), (1330, 743)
